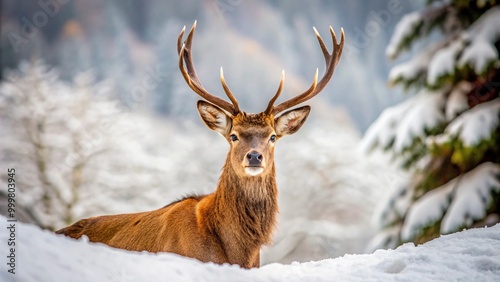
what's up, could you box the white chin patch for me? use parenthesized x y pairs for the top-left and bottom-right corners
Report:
(245, 167), (264, 176)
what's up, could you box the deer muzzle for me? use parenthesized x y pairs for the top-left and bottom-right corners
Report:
(244, 151), (264, 176)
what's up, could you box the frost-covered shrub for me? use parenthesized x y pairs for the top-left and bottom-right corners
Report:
(0, 61), (179, 229)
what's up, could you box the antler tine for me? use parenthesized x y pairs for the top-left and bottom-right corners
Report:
(271, 27), (345, 116)
(219, 67), (240, 114)
(177, 26), (185, 54)
(314, 27), (330, 63)
(178, 21), (239, 115)
(264, 70), (286, 114)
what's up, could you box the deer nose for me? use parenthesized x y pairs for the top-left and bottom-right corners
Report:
(246, 151), (263, 166)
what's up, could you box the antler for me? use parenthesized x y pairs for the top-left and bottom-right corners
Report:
(178, 21), (240, 115)
(266, 26), (345, 116)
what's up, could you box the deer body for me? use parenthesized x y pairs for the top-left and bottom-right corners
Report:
(57, 113), (283, 268)
(57, 22), (344, 268)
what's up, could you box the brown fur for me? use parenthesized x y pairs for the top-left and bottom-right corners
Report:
(55, 108), (311, 268)
(57, 163), (276, 268)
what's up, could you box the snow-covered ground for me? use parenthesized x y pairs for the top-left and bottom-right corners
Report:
(2, 216), (499, 282)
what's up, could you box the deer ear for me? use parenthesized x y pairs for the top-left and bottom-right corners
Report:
(274, 106), (311, 137)
(197, 100), (232, 136)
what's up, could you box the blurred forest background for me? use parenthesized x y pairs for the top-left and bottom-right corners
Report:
(1, 0), (498, 265)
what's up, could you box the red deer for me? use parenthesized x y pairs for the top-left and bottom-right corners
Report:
(56, 22), (344, 268)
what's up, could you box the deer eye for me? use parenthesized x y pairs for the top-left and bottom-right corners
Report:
(270, 135), (277, 142)
(230, 134), (238, 142)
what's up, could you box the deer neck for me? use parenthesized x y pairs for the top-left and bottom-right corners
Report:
(211, 154), (278, 247)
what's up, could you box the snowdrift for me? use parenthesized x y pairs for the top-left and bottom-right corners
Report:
(1, 217), (499, 282)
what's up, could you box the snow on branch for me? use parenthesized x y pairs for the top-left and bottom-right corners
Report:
(386, 11), (423, 59)
(426, 6), (500, 87)
(361, 90), (445, 154)
(444, 98), (499, 147)
(388, 44), (441, 88)
(402, 162), (500, 241)
(388, 42), (439, 88)
(386, 2), (449, 60)
(401, 180), (454, 241)
(389, 6), (500, 89)
(429, 98), (500, 148)
(427, 38), (465, 85)
(377, 180), (414, 230)
(459, 41), (498, 75)
(441, 162), (500, 234)
(459, 6), (500, 74)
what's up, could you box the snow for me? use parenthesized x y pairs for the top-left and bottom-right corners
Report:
(387, 96), (498, 156)
(445, 81), (471, 121)
(442, 162), (500, 234)
(364, 175), (412, 252)
(402, 162), (500, 241)
(460, 6), (500, 74)
(386, 11), (422, 59)
(2, 216), (499, 281)
(426, 39), (464, 85)
(427, 6), (500, 83)
(401, 180), (455, 241)
(436, 98), (500, 147)
(459, 40), (498, 74)
(387, 44), (435, 85)
(361, 89), (445, 154)
(393, 91), (445, 152)
(464, 6), (500, 43)
(389, 6), (500, 85)
(375, 177), (413, 230)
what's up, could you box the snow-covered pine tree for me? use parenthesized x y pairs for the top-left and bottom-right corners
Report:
(363, 0), (500, 248)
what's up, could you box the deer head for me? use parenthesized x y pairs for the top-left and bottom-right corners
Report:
(178, 21), (344, 178)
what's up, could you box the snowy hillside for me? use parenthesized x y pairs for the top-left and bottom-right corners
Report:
(2, 217), (499, 282)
